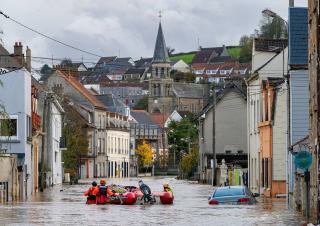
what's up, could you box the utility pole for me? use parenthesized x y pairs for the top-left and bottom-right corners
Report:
(212, 83), (216, 186)
(308, 0), (320, 223)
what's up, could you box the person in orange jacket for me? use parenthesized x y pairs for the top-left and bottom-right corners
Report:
(92, 179), (114, 204)
(84, 181), (97, 204)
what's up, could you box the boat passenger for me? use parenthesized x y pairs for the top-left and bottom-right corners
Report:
(163, 182), (173, 194)
(84, 181), (98, 204)
(92, 179), (114, 204)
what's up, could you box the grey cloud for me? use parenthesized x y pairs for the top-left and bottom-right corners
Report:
(0, 0), (307, 68)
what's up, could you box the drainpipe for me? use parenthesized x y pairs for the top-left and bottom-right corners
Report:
(289, 0), (294, 7)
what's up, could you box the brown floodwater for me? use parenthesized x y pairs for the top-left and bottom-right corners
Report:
(0, 177), (304, 225)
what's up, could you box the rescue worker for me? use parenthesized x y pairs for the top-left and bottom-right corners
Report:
(138, 180), (155, 204)
(84, 181), (98, 204)
(92, 179), (114, 204)
(163, 182), (173, 194)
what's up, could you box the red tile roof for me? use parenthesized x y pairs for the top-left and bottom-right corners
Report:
(149, 113), (170, 127)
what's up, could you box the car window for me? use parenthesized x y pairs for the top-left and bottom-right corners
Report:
(214, 188), (244, 197)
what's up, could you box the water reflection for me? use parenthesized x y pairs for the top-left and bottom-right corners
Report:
(0, 177), (303, 226)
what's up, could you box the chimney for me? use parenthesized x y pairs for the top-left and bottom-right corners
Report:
(289, 0), (294, 7)
(26, 46), (31, 72)
(13, 42), (24, 66)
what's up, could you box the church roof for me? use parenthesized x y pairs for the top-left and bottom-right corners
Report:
(173, 83), (204, 98)
(152, 23), (170, 63)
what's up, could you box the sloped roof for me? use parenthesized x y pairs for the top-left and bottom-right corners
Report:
(173, 83), (204, 98)
(125, 68), (145, 75)
(96, 56), (117, 67)
(134, 58), (152, 69)
(149, 113), (170, 127)
(130, 110), (156, 125)
(288, 7), (308, 66)
(55, 70), (106, 109)
(152, 23), (170, 63)
(254, 38), (288, 52)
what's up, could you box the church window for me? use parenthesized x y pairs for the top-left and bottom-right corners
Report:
(155, 68), (158, 77)
(161, 68), (164, 76)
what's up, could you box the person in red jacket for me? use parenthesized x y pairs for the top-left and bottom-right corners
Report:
(92, 179), (114, 204)
(84, 181), (97, 204)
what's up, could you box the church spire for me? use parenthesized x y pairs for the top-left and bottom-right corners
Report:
(152, 20), (170, 63)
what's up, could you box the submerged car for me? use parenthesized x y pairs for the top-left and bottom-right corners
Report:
(208, 186), (258, 205)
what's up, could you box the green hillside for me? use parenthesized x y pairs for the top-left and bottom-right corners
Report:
(227, 47), (241, 60)
(170, 53), (195, 64)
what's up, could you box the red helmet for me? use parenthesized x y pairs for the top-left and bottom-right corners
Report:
(100, 179), (106, 185)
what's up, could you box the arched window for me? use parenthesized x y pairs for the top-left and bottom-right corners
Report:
(161, 68), (165, 76)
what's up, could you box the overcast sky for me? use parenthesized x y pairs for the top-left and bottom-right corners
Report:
(0, 0), (307, 68)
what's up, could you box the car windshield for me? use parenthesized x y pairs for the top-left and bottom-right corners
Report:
(213, 188), (244, 197)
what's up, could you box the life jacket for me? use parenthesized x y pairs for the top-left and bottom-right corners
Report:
(96, 185), (109, 204)
(98, 185), (107, 196)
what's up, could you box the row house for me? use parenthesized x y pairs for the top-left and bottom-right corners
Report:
(197, 78), (248, 185)
(130, 110), (160, 174)
(105, 112), (130, 178)
(247, 38), (288, 195)
(42, 70), (108, 178)
(287, 7), (311, 219)
(192, 62), (251, 84)
(43, 70), (130, 179)
(0, 69), (32, 200)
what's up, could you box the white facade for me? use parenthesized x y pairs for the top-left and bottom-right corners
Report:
(247, 46), (288, 194)
(51, 101), (63, 185)
(172, 60), (190, 73)
(106, 129), (130, 178)
(0, 69), (32, 199)
(272, 82), (288, 181)
(247, 76), (261, 194)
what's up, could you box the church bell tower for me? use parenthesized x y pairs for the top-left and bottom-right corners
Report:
(148, 16), (174, 114)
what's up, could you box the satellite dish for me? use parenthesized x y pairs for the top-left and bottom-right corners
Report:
(294, 150), (312, 171)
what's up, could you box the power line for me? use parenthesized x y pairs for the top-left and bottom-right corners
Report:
(0, 10), (102, 58)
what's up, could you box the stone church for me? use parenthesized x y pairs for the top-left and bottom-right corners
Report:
(148, 22), (207, 114)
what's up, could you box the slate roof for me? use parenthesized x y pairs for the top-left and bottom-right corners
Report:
(152, 23), (170, 63)
(288, 7), (308, 66)
(130, 110), (157, 125)
(254, 38), (288, 52)
(173, 83), (204, 98)
(134, 58), (152, 69)
(125, 68), (145, 75)
(95, 56), (117, 68)
(55, 70), (107, 109)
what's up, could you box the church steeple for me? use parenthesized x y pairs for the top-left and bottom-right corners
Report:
(152, 22), (170, 63)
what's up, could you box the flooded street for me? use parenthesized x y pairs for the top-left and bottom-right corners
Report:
(0, 177), (304, 226)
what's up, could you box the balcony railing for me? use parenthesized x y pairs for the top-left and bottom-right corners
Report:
(32, 112), (41, 131)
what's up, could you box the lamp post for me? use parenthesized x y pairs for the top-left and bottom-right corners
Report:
(105, 155), (109, 178)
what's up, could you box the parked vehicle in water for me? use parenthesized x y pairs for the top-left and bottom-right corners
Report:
(208, 186), (259, 205)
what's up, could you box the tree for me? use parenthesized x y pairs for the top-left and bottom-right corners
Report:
(238, 35), (254, 63)
(133, 96), (148, 110)
(259, 15), (287, 39)
(40, 64), (52, 75)
(62, 101), (89, 182)
(238, 11), (287, 63)
(167, 117), (198, 167)
(171, 71), (196, 83)
(135, 141), (153, 169)
(180, 146), (198, 178)
(60, 58), (73, 67)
